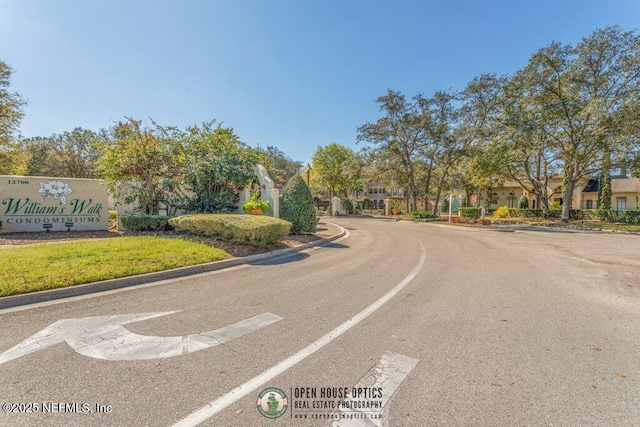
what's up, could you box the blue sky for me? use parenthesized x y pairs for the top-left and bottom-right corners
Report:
(2, 0), (639, 164)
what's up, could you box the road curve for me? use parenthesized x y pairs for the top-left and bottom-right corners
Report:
(0, 217), (638, 426)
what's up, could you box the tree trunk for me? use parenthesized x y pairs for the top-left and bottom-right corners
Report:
(434, 186), (443, 216)
(424, 161), (433, 211)
(407, 175), (417, 212)
(561, 180), (573, 222)
(433, 165), (451, 216)
(561, 163), (579, 222)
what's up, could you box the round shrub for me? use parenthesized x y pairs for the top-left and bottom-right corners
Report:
(280, 174), (317, 234)
(518, 195), (529, 209)
(342, 199), (354, 214)
(492, 206), (510, 218)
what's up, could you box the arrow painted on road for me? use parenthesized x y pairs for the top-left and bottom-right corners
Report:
(0, 312), (282, 364)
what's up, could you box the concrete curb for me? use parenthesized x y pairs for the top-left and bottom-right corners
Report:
(0, 223), (346, 310)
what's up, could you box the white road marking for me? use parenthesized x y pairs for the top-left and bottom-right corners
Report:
(331, 352), (419, 427)
(0, 312), (282, 364)
(172, 242), (426, 427)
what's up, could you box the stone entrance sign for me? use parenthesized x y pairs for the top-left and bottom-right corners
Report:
(0, 176), (109, 233)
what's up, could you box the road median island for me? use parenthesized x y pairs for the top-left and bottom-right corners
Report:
(0, 236), (230, 297)
(0, 221), (346, 310)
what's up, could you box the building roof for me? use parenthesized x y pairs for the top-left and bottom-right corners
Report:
(582, 179), (599, 193)
(582, 177), (640, 194)
(501, 181), (526, 188)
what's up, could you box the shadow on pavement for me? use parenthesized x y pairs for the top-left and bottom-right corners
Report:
(249, 252), (311, 266)
(503, 225), (598, 234)
(248, 242), (350, 266)
(322, 242), (349, 249)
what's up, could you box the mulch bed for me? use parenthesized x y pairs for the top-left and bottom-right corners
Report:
(0, 222), (340, 258)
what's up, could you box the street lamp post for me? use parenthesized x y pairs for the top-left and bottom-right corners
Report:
(305, 164), (311, 186)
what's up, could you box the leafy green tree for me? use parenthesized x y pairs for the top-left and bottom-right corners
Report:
(357, 90), (430, 211)
(311, 143), (359, 211)
(520, 27), (640, 221)
(162, 120), (261, 213)
(360, 144), (410, 203)
(23, 128), (103, 178)
(423, 76), (502, 213)
(489, 70), (563, 216)
(0, 60), (27, 174)
(632, 153), (640, 178)
(260, 145), (303, 189)
(98, 118), (178, 215)
(281, 174), (316, 234)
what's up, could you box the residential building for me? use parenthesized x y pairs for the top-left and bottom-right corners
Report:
(483, 176), (640, 210)
(581, 176), (640, 210)
(364, 182), (405, 209)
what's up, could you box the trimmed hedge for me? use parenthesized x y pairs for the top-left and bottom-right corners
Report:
(459, 207), (480, 218)
(408, 210), (436, 219)
(281, 174), (316, 234)
(168, 214), (292, 246)
(121, 215), (174, 231)
(495, 207), (640, 223)
(585, 209), (640, 223)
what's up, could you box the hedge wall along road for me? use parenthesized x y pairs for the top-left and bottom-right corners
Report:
(169, 214), (292, 246)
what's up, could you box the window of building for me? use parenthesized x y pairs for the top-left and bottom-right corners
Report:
(616, 197), (627, 211)
(586, 200), (593, 209)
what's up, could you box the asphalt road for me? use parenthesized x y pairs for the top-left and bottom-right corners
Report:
(0, 218), (638, 426)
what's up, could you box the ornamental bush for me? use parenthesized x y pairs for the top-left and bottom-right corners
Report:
(280, 174), (317, 234)
(121, 215), (174, 231)
(492, 206), (510, 218)
(342, 199), (354, 215)
(169, 214), (291, 246)
(588, 209), (640, 223)
(488, 208), (640, 223)
(516, 209), (543, 217)
(459, 207), (480, 218)
(407, 210), (436, 219)
(518, 195), (529, 209)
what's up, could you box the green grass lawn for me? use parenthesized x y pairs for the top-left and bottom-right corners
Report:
(0, 236), (229, 297)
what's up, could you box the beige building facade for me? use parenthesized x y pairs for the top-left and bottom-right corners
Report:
(484, 176), (640, 210)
